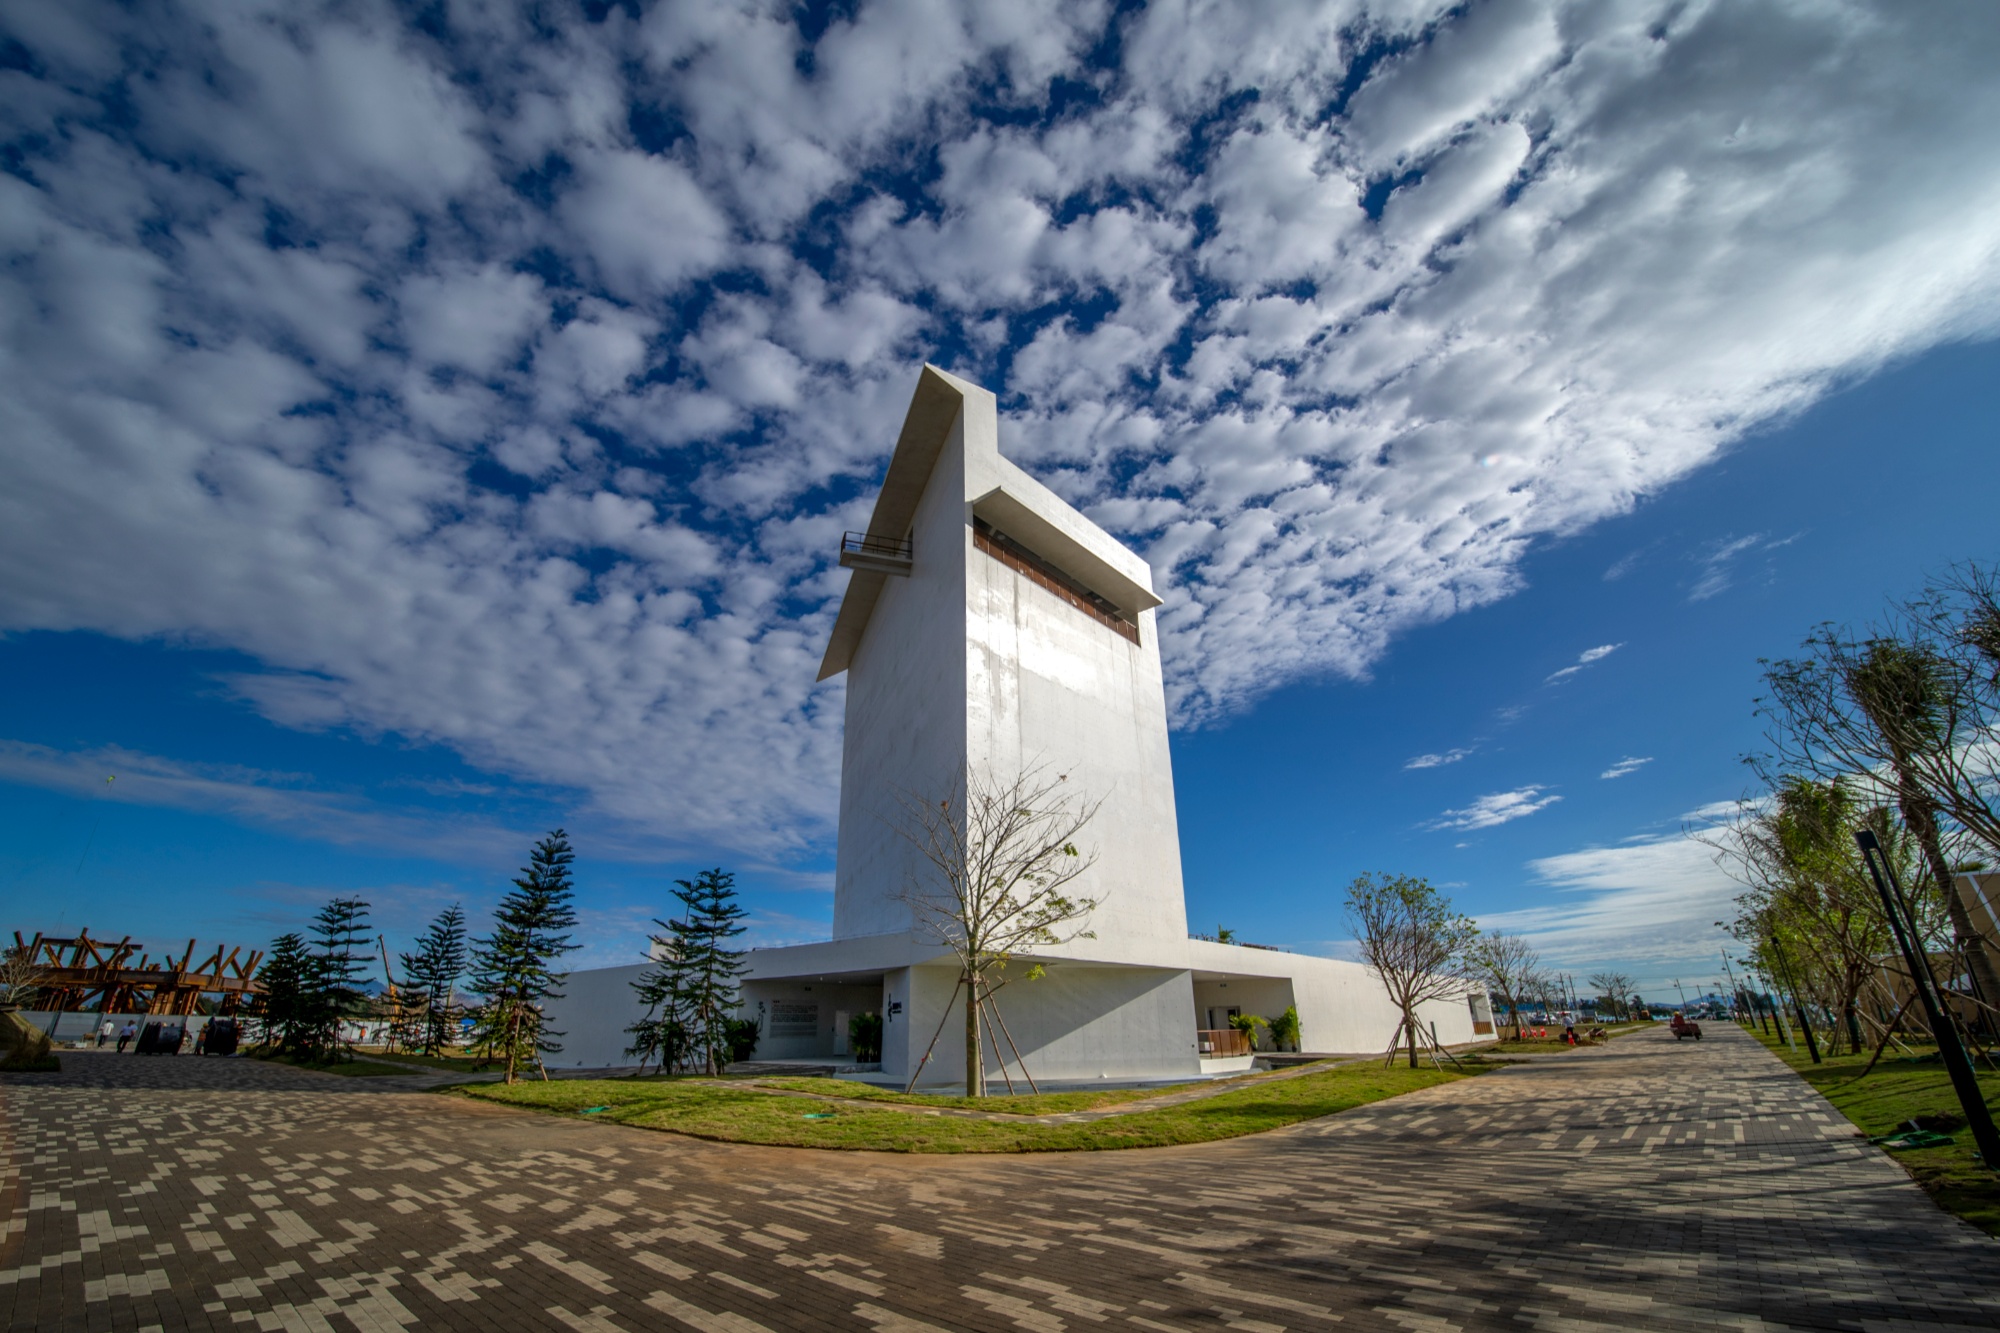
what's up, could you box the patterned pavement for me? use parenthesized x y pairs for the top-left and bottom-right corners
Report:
(5, 1023), (1997, 1332)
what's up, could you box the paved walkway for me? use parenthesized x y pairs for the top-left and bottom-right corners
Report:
(5, 1025), (1996, 1332)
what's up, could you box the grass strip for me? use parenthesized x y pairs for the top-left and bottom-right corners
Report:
(747, 1076), (1206, 1115)
(452, 1059), (1482, 1153)
(1747, 1023), (2000, 1235)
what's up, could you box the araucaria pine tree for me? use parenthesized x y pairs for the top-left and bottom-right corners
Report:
(469, 831), (580, 1084)
(627, 868), (747, 1076)
(400, 904), (469, 1056)
(625, 934), (690, 1075)
(303, 897), (374, 1063)
(254, 931), (311, 1056)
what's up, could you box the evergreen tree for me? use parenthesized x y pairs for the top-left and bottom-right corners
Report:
(625, 932), (691, 1074)
(302, 897), (373, 1063)
(626, 868), (748, 1076)
(400, 904), (469, 1056)
(255, 932), (311, 1056)
(675, 868), (749, 1075)
(468, 830), (579, 1083)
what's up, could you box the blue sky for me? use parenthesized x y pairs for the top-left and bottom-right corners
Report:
(3, 2), (1998, 991)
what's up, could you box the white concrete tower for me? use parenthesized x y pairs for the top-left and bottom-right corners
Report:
(819, 366), (1190, 955)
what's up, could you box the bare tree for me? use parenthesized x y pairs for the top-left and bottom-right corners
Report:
(0, 945), (41, 1011)
(1471, 932), (1540, 1039)
(1587, 971), (1637, 1022)
(1346, 872), (1478, 1067)
(893, 764), (1102, 1097)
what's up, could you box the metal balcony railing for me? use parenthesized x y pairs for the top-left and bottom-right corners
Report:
(839, 531), (913, 574)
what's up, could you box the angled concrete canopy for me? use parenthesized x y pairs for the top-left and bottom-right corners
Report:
(818, 365), (983, 681)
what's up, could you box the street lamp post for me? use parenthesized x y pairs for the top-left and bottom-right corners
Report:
(1720, 952), (1744, 1023)
(1856, 828), (2000, 1170)
(1765, 934), (1822, 1065)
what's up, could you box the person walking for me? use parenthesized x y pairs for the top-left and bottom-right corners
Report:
(116, 1020), (136, 1053)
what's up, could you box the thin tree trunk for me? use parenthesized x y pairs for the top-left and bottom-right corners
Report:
(964, 971), (984, 1097)
(1405, 1009), (1418, 1068)
(1900, 777), (2000, 1031)
(505, 997), (520, 1085)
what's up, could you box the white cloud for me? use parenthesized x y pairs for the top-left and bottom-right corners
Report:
(1480, 807), (1746, 990)
(1545, 642), (1623, 683)
(2, 0), (1998, 875)
(1428, 785), (1561, 831)
(563, 149), (733, 300)
(1599, 756), (1652, 780)
(1690, 534), (1763, 601)
(0, 740), (527, 866)
(1404, 748), (1473, 770)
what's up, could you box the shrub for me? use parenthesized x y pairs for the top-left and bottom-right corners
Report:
(1228, 1012), (1269, 1050)
(1269, 1004), (1302, 1053)
(848, 1012), (883, 1063)
(723, 1017), (761, 1065)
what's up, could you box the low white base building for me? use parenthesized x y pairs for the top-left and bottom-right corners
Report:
(544, 932), (1491, 1082)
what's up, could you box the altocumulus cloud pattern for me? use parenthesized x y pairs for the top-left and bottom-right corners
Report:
(2, 1), (1998, 863)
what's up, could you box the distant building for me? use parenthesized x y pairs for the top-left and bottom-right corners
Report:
(545, 367), (1490, 1080)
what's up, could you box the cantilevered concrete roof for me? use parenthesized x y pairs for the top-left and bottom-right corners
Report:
(817, 364), (1163, 681)
(817, 365), (970, 680)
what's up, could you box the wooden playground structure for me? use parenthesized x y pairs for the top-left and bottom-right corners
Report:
(12, 928), (263, 1015)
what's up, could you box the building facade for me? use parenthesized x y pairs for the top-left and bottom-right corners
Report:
(542, 366), (1491, 1081)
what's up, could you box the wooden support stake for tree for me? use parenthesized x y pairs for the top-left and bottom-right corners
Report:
(1380, 1019), (1405, 1068)
(905, 978), (964, 1095)
(982, 987), (1039, 1095)
(980, 982), (1016, 1097)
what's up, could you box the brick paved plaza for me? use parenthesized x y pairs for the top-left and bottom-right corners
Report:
(5, 1024), (1997, 1332)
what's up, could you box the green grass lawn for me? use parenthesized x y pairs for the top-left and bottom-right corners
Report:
(1747, 1023), (2000, 1235)
(749, 1075), (1216, 1115)
(453, 1059), (1484, 1153)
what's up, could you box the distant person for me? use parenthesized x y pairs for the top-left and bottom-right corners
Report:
(117, 1021), (136, 1053)
(97, 1019), (113, 1048)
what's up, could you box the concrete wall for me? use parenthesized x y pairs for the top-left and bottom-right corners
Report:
(19, 1011), (118, 1043)
(1179, 940), (1489, 1055)
(895, 961), (1202, 1087)
(966, 476), (1189, 952)
(833, 401), (971, 941)
(540, 962), (649, 1069)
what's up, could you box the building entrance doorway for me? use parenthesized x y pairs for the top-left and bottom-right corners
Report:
(1206, 1005), (1240, 1030)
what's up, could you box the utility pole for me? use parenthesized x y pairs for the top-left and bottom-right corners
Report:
(1857, 828), (2000, 1171)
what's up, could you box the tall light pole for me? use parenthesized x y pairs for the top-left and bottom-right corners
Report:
(1765, 933), (1822, 1064)
(1856, 827), (2000, 1170)
(1719, 949), (1744, 1021)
